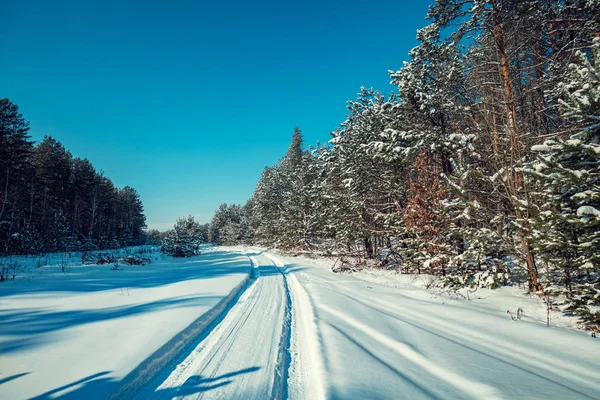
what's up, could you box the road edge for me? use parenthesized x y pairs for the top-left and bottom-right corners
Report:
(108, 251), (256, 400)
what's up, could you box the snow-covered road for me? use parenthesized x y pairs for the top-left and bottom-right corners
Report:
(140, 250), (600, 400)
(140, 253), (289, 400)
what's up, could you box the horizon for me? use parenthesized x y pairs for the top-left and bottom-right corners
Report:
(1, 0), (431, 230)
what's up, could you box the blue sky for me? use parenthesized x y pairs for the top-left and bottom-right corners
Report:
(1, 0), (431, 230)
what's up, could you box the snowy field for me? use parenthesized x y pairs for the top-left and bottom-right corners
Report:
(0, 247), (250, 400)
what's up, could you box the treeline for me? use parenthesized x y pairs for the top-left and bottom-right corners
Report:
(209, 0), (600, 324)
(0, 99), (147, 255)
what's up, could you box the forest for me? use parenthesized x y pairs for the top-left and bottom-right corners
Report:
(0, 98), (147, 255)
(206, 1), (600, 325)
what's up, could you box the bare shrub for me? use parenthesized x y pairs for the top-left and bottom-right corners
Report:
(120, 255), (151, 265)
(58, 257), (70, 273)
(0, 261), (22, 282)
(95, 252), (118, 265)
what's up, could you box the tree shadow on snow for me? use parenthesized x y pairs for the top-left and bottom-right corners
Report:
(26, 367), (261, 400)
(28, 371), (118, 400)
(151, 366), (261, 398)
(331, 294), (598, 400)
(254, 261), (304, 278)
(258, 265), (289, 277)
(0, 295), (221, 354)
(0, 372), (30, 385)
(0, 251), (252, 299)
(327, 323), (443, 400)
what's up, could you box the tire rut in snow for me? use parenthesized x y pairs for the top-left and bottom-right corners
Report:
(270, 260), (293, 400)
(192, 277), (265, 400)
(110, 256), (256, 400)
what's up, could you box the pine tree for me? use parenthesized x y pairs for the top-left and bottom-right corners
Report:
(202, 0), (599, 326)
(0, 99), (34, 254)
(249, 166), (285, 243)
(529, 38), (600, 323)
(30, 136), (73, 251)
(248, 128), (316, 247)
(162, 215), (205, 257)
(0, 100), (148, 256)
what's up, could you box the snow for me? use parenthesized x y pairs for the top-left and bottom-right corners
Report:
(531, 144), (551, 152)
(272, 252), (600, 399)
(139, 252), (287, 400)
(265, 253), (326, 400)
(577, 205), (600, 218)
(341, 267), (582, 329)
(572, 190), (595, 201)
(0, 247), (250, 400)
(319, 302), (501, 399)
(2, 247), (600, 400)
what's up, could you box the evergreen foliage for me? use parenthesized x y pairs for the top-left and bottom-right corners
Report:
(209, 204), (249, 245)
(206, 1), (599, 326)
(0, 99), (147, 255)
(162, 215), (205, 257)
(528, 38), (600, 324)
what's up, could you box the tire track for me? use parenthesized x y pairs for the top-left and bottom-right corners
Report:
(145, 253), (288, 400)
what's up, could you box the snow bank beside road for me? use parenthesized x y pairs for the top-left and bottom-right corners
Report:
(271, 251), (600, 399)
(273, 251), (587, 331)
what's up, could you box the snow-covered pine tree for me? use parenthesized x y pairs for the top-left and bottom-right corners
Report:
(218, 204), (248, 245)
(248, 166), (285, 244)
(209, 203), (232, 245)
(325, 88), (398, 257)
(162, 215), (205, 257)
(389, 20), (477, 278)
(247, 127), (320, 248)
(299, 144), (329, 243)
(278, 127), (310, 246)
(420, 0), (586, 291)
(529, 38), (600, 324)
